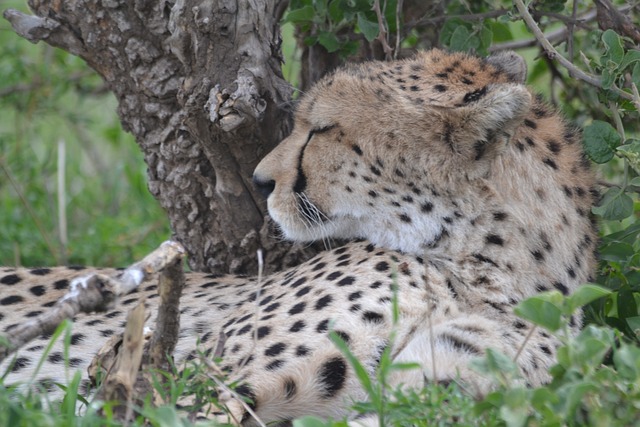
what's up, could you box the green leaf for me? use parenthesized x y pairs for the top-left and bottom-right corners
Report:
(357, 13), (379, 42)
(619, 49), (640, 71)
(617, 139), (640, 175)
(613, 344), (640, 379)
(449, 26), (480, 53)
(602, 29), (625, 65)
(317, 31), (341, 53)
(566, 284), (611, 314)
(328, 0), (345, 23)
(514, 292), (563, 331)
(599, 242), (635, 262)
(284, 5), (315, 24)
(582, 120), (621, 163)
(592, 187), (634, 221)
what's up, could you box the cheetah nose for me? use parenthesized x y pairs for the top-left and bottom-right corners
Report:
(253, 175), (275, 199)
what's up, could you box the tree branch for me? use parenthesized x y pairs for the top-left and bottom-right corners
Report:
(513, 0), (634, 102)
(0, 241), (185, 362)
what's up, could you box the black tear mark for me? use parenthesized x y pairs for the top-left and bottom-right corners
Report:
(463, 86), (487, 103)
(318, 357), (347, 398)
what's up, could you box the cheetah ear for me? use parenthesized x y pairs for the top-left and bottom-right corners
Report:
(441, 83), (532, 179)
(485, 51), (528, 83)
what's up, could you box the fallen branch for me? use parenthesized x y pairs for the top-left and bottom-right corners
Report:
(96, 302), (147, 422)
(0, 240), (185, 363)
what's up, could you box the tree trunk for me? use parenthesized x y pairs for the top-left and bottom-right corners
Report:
(4, 0), (320, 274)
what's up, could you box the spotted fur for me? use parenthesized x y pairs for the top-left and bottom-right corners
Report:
(1, 50), (597, 425)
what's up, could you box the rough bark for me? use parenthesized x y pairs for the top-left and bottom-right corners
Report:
(4, 0), (320, 274)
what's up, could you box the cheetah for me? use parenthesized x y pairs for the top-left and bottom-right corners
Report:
(1, 50), (597, 425)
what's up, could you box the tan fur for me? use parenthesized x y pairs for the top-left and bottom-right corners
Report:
(1, 50), (596, 425)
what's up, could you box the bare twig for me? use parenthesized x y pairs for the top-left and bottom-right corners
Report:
(96, 302), (147, 422)
(513, 325), (537, 363)
(394, 0), (403, 59)
(410, 8), (509, 25)
(148, 256), (186, 370)
(373, 0), (393, 60)
(199, 357), (267, 427)
(513, 0), (635, 102)
(489, 5), (632, 52)
(0, 240), (185, 362)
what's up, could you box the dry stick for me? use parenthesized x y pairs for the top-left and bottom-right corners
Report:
(148, 256), (186, 371)
(513, 0), (634, 103)
(0, 240), (185, 363)
(97, 302), (147, 422)
(372, 0), (393, 60)
(199, 357), (267, 427)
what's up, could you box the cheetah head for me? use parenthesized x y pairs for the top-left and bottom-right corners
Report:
(254, 50), (532, 253)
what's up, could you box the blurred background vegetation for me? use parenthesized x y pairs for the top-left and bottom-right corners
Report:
(0, 0), (169, 266)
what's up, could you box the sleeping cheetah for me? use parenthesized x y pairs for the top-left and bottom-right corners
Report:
(1, 50), (597, 425)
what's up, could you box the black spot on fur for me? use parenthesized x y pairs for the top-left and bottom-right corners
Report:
(375, 261), (389, 272)
(315, 294), (333, 309)
(29, 285), (46, 296)
(524, 119), (537, 129)
(493, 212), (507, 221)
(10, 357), (30, 373)
(70, 333), (85, 345)
(485, 234), (504, 246)
(362, 311), (384, 323)
(471, 253), (499, 268)
(547, 140), (561, 154)
(290, 320), (306, 332)
(326, 271), (343, 281)
(434, 84), (447, 92)
(337, 276), (355, 286)
(439, 334), (483, 355)
(352, 145), (363, 155)
(295, 286), (311, 297)
(30, 268), (51, 276)
(316, 319), (329, 333)
(296, 345), (310, 357)
(463, 86), (487, 103)
(1, 295), (23, 305)
(1, 274), (21, 285)
(421, 202), (433, 213)
(257, 326), (271, 339)
(265, 343), (287, 357)
(289, 302), (306, 315)
(543, 158), (558, 170)
(531, 250), (545, 262)
(399, 213), (412, 223)
(266, 359), (285, 371)
(553, 281), (569, 295)
(318, 357), (347, 398)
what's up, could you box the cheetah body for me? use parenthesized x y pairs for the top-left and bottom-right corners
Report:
(1, 50), (597, 425)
